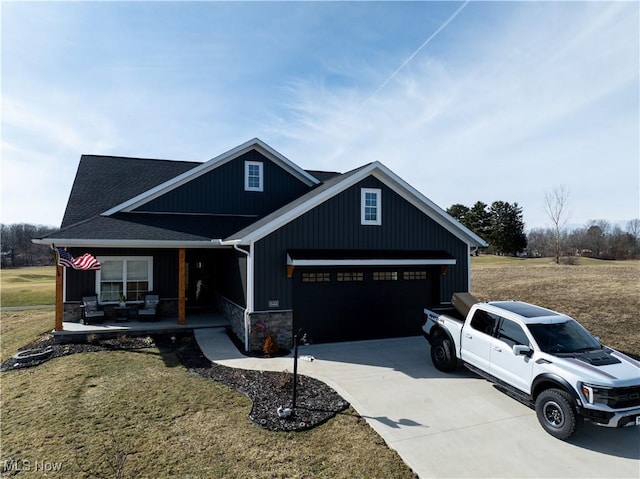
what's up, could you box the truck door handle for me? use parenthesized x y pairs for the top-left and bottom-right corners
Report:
(493, 346), (502, 352)
(464, 333), (472, 339)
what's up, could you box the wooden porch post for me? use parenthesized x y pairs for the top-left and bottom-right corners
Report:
(178, 248), (186, 325)
(55, 265), (64, 331)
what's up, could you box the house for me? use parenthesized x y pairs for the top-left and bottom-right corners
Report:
(34, 138), (487, 351)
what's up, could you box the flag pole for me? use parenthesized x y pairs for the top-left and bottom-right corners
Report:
(53, 245), (64, 331)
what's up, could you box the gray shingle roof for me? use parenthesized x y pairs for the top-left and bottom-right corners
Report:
(61, 155), (199, 228)
(49, 213), (256, 242)
(304, 170), (341, 182)
(43, 152), (338, 244)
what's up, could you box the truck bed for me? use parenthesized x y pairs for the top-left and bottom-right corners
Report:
(427, 306), (465, 322)
(427, 292), (478, 322)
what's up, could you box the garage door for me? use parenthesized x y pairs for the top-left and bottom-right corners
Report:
(292, 266), (439, 343)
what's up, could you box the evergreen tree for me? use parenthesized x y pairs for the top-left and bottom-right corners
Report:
(488, 201), (527, 256)
(446, 204), (470, 224)
(447, 202), (490, 244)
(467, 201), (491, 241)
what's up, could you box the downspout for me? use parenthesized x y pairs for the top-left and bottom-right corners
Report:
(468, 244), (474, 292)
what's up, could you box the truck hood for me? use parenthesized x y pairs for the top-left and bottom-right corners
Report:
(544, 348), (640, 387)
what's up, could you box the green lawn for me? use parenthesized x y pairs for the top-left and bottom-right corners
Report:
(0, 266), (56, 307)
(1, 306), (415, 478)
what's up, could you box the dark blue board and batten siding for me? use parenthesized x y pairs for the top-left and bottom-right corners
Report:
(253, 176), (470, 312)
(134, 150), (312, 218)
(64, 248), (180, 302)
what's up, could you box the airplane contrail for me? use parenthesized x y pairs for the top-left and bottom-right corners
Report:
(362, 0), (471, 107)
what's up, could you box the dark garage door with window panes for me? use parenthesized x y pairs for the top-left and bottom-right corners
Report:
(292, 267), (439, 343)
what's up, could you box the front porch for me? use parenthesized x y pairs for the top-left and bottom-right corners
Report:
(53, 311), (230, 343)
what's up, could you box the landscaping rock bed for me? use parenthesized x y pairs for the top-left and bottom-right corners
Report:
(1, 331), (349, 432)
(0, 334), (155, 371)
(166, 334), (350, 431)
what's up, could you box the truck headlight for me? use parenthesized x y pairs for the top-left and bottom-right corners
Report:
(580, 383), (611, 406)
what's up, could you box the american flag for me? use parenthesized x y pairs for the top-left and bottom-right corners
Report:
(55, 247), (101, 270)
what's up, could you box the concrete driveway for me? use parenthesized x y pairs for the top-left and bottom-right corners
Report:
(195, 328), (640, 478)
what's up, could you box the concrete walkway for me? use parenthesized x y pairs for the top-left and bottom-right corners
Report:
(195, 328), (640, 479)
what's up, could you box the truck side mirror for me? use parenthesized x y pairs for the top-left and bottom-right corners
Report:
(513, 345), (532, 357)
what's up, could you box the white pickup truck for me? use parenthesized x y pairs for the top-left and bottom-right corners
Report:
(423, 293), (640, 439)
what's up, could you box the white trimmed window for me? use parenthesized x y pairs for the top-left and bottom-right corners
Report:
(245, 161), (263, 191)
(96, 256), (153, 303)
(361, 188), (382, 225)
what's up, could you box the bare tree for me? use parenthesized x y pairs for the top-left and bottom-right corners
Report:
(1, 223), (59, 267)
(544, 186), (571, 264)
(527, 227), (554, 257)
(627, 218), (640, 239)
(585, 219), (611, 257)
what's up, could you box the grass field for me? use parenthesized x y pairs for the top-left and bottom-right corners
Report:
(0, 334), (413, 478)
(1, 259), (638, 477)
(471, 256), (640, 356)
(0, 266), (56, 307)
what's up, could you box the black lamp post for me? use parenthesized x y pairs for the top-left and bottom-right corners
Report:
(291, 329), (307, 414)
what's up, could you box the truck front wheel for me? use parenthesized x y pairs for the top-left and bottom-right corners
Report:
(431, 336), (457, 372)
(535, 389), (579, 440)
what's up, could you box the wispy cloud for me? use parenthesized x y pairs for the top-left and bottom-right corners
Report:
(271, 2), (639, 228)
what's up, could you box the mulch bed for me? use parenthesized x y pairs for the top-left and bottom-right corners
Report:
(1, 331), (349, 432)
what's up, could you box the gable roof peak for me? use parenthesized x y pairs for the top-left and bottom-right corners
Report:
(102, 138), (320, 217)
(226, 158), (487, 248)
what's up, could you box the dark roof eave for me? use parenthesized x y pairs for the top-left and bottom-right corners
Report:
(31, 238), (228, 249)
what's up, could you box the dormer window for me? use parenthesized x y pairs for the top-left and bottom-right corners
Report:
(361, 188), (381, 225)
(245, 161), (263, 192)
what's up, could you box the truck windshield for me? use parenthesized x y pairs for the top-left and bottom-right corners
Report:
(527, 320), (601, 354)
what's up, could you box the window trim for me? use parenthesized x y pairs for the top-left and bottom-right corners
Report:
(361, 188), (382, 225)
(245, 161), (264, 192)
(95, 256), (153, 304)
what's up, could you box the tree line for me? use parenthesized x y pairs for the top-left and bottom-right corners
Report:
(1, 224), (59, 267)
(447, 201), (640, 260)
(528, 219), (640, 260)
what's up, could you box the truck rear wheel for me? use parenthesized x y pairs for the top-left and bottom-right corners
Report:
(535, 389), (578, 440)
(431, 336), (457, 372)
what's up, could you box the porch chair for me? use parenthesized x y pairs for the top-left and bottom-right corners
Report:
(138, 294), (160, 322)
(80, 296), (105, 325)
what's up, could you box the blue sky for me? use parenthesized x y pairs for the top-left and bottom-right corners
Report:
(2, 1), (638, 230)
